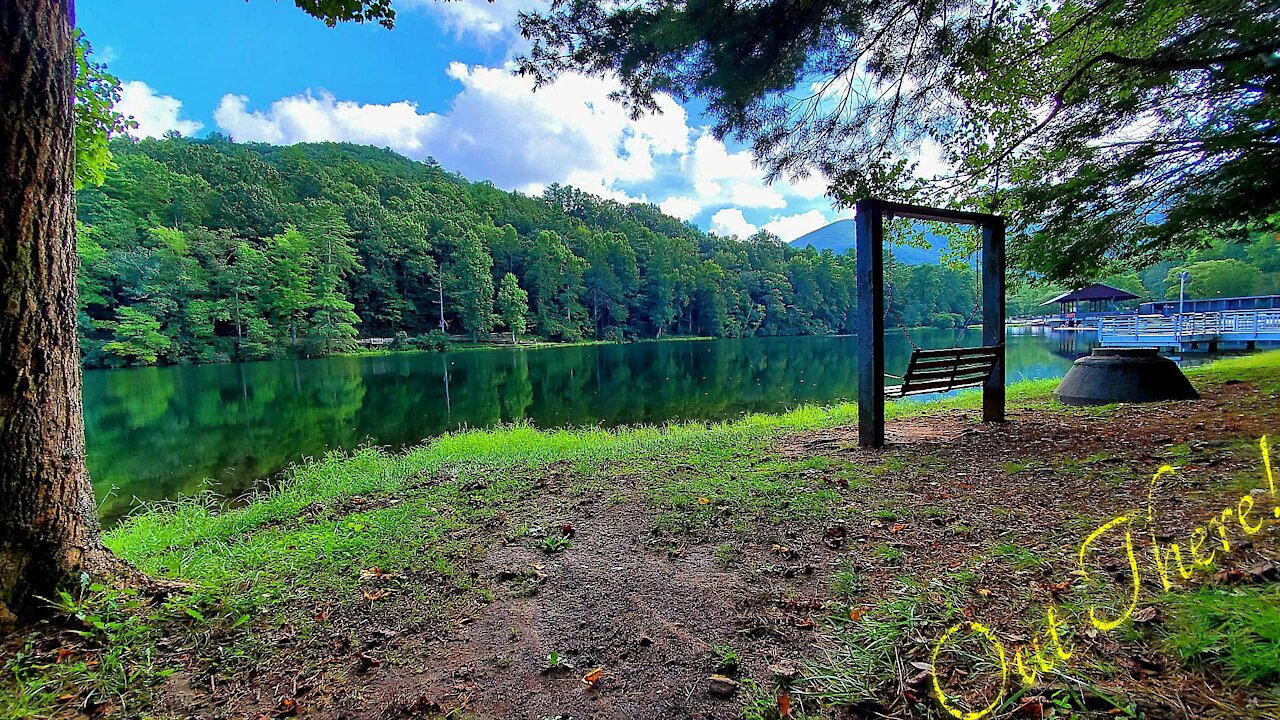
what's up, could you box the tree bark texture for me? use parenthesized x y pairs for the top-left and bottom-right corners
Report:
(0, 0), (109, 626)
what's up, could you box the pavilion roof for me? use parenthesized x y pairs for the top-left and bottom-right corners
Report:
(1040, 283), (1141, 305)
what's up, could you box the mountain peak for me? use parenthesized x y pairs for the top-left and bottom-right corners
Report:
(789, 220), (947, 265)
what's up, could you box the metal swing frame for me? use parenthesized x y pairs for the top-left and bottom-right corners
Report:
(855, 199), (1006, 448)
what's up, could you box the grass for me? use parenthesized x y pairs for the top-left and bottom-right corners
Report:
(7, 351), (1280, 718)
(1159, 585), (1280, 686)
(708, 644), (741, 675)
(795, 599), (924, 706)
(537, 535), (572, 553)
(831, 562), (867, 599)
(713, 543), (740, 568)
(872, 544), (904, 565)
(990, 542), (1049, 571)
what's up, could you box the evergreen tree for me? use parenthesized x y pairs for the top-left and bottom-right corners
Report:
(452, 232), (496, 342)
(101, 306), (170, 364)
(496, 273), (530, 344)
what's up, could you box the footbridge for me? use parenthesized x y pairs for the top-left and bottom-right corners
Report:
(1099, 309), (1280, 351)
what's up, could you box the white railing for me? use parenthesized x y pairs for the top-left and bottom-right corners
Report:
(1100, 309), (1280, 345)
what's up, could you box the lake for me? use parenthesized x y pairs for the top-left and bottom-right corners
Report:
(86, 328), (1097, 522)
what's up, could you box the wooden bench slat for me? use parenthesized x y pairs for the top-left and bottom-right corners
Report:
(900, 367), (996, 385)
(886, 377), (986, 396)
(909, 357), (999, 372)
(884, 344), (1001, 398)
(910, 346), (1001, 360)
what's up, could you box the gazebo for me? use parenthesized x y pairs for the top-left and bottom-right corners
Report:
(1041, 283), (1140, 324)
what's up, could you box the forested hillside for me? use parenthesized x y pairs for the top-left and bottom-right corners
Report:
(76, 136), (988, 366)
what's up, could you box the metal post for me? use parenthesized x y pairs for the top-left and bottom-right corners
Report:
(855, 200), (885, 447)
(981, 218), (1006, 423)
(1177, 271), (1188, 345)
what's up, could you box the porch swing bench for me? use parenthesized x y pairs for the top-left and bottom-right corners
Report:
(884, 345), (1001, 398)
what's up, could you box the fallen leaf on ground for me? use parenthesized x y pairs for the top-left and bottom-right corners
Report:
(778, 691), (791, 717)
(848, 607), (863, 621)
(582, 667), (603, 685)
(698, 497), (711, 505)
(360, 566), (393, 580)
(1131, 606), (1158, 623)
(362, 589), (388, 601)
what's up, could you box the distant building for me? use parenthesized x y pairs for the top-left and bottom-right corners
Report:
(1140, 294), (1280, 315)
(1040, 283), (1141, 322)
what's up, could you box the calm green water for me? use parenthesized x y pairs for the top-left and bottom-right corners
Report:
(85, 329), (1096, 521)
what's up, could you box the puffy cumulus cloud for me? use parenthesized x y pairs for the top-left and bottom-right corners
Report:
(428, 62), (689, 192)
(782, 172), (830, 200)
(710, 208), (758, 238)
(402, 0), (542, 40)
(212, 64), (691, 200)
(685, 134), (783, 209)
(214, 92), (439, 153)
(913, 138), (949, 180)
(118, 81), (203, 138)
(664, 133), (834, 220)
(763, 209), (831, 242)
(658, 196), (701, 220)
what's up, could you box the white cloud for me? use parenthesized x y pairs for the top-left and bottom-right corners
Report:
(663, 133), (834, 221)
(402, 0), (543, 39)
(710, 208), (758, 238)
(763, 209), (831, 242)
(684, 134), (784, 209)
(658, 196), (701, 220)
(118, 81), (203, 138)
(913, 139), (949, 180)
(213, 64), (690, 201)
(428, 62), (689, 191)
(782, 172), (830, 200)
(214, 92), (439, 153)
(730, 183), (786, 209)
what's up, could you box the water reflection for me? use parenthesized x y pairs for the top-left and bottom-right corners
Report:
(86, 329), (1097, 521)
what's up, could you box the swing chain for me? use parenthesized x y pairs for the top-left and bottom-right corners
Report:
(883, 220), (921, 351)
(953, 246), (984, 344)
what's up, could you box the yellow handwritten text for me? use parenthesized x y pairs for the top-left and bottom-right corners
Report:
(930, 435), (1278, 720)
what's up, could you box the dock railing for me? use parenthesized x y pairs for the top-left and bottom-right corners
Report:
(1099, 309), (1280, 347)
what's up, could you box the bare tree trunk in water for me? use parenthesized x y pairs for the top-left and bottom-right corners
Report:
(0, 0), (113, 627)
(436, 275), (446, 332)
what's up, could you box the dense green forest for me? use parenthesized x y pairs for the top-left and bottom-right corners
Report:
(77, 137), (1279, 367)
(76, 136), (990, 366)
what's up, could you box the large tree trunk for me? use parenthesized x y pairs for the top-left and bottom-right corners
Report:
(0, 0), (110, 627)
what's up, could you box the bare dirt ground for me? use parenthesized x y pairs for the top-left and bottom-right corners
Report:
(65, 377), (1280, 720)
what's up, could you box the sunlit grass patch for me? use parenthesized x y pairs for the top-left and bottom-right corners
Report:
(1188, 350), (1280, 394)
(793, 598), (925, 707)
(1159, 584), (1280, 686)
(990, 542), (1049, 571)
(872, 544), (904, 565)
(640, 448), (845, 531)
(830, 560), (866, 599)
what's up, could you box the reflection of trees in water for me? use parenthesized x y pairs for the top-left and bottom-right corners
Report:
(86, 332), (1084, 522)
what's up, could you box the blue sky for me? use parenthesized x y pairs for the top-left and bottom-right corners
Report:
(78, 0), (850, 240)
